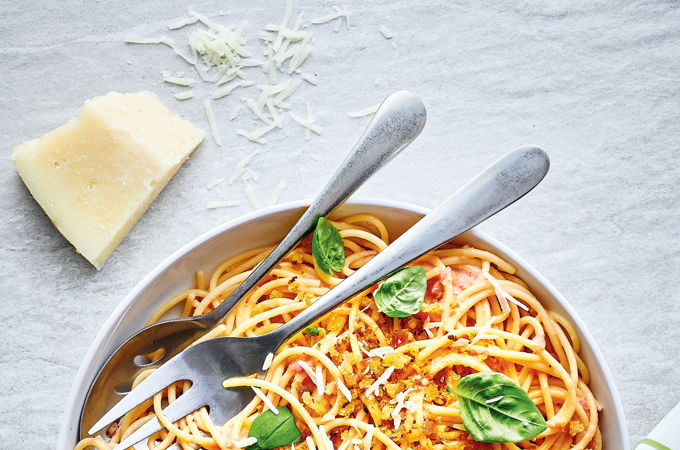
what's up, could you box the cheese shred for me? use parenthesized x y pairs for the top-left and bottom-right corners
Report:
(203, 99), (222, 146)
(262, 352), (274, 370)
(365, 366), (395, 397)
(243, 184), (261, 210)
(268, 179), (288, 205)
(289, 111), (322, 135)
(311, 10), (350, 25)
(173, 91), (194, 100)
(212, 80), (255, 99)
(124, 35), (174, 47)
(163, 76), (195, 87)
(378, 25), (394, 39)
(206, 200), (241, 209)
(235, 436), (258, 448)
(251, 386), (279, 414)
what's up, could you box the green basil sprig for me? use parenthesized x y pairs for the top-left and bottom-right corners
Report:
(302, 326), (320, 336)
(312, 217), (345, 275)
(374, 265), (426, 318)
(302, 326), (320, 345)
(453, 372), (547, 443)
(247, 406), (301, 450)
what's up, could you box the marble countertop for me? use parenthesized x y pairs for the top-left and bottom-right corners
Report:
(2, 0), (679, 447)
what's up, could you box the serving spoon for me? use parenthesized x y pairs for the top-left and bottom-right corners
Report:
(79, 90), (427, 438)
(89, 146), (549, 449)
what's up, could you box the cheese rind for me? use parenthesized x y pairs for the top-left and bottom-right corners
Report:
(12, 91), (204, 269)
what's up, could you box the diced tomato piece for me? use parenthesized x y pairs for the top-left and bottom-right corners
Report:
(397, 365), (422, 379)
(299, 233), (314, 249)
(415, 311), (430, 322)
(428, 309), (443, 321)
(416, 310), (442, 323)
(105, 421), (119, 438)
(427, 278), (444, 301)
(433, 367), (452, 386)
(301, 376), (316, 391)
(390, 330), (410, 347)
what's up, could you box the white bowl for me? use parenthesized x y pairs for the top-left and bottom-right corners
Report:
(58, 199), (629, 449)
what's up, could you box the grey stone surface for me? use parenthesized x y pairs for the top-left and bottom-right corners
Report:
(1, 0), (679, 447)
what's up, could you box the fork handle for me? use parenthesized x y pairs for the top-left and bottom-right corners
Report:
(269, 147), (550, 343)
(201, 91), (427, 326)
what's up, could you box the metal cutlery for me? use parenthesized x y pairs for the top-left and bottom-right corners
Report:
(90, 146), (550, 448)
(79, 90), (427, 439)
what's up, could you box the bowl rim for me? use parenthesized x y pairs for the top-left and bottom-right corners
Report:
(58, 197), (629, 448)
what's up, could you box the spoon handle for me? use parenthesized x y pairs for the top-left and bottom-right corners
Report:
(271, 146), (550, 342)
(202, 91), (426, 325)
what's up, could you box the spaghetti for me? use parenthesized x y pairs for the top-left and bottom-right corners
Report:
(77, 213), (601, 449)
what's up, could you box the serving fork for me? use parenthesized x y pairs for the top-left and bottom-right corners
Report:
(90, 146), (550, 449)
(80, 90), (427, 439)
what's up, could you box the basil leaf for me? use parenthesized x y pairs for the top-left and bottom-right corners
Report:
(374, 265), (426, 318)
(312, 217), (345, 275)
(302, 327), (320, 336)
(453, 372), (547, 443)
(302, 327), (320, 345)
(247, 406), (301, 450)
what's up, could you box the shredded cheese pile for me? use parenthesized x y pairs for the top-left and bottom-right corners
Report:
(125, 2), (334, 148)
(123, 3), (402, 214)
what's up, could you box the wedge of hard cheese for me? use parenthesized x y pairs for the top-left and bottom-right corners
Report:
(12, 91), (204, 270)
